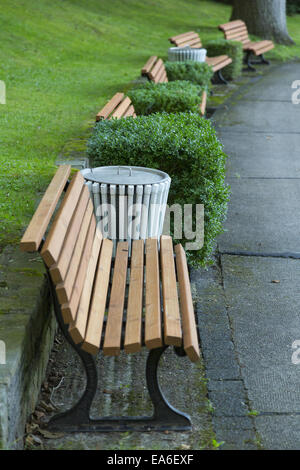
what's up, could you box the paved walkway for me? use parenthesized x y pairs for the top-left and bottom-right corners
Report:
(197, 62), (300, 449)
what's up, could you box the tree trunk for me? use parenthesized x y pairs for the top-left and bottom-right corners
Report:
(230, 0), (294, 45)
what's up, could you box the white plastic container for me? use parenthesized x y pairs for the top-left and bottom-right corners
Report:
(168, 46), (207, 63)
(81, 166), (171, 254)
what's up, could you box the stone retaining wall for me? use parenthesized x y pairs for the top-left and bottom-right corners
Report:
(0, 246), (56, 449)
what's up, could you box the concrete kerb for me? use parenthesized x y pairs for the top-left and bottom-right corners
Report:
(0, 246), (56, 449)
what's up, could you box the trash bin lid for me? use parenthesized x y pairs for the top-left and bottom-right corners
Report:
(81, 166), (170, 185)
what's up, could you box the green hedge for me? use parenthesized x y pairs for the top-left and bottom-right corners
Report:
(165, 60), (213, 90)
(287, 0), (300, 15)
(127, 80), (204, 115)
(205, 39), (243, 80)
(87, 112), (229, 266)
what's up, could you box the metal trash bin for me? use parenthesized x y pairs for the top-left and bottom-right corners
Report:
(168, 46), (207, 62)
(81, 166), (171, 253)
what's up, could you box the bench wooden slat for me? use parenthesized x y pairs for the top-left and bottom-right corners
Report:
(49, 185), (90, 284)
(82, 238), (113, 355)
(123, 104), (135, 117)
(219, 20), (245, 32)
(142, 56), (168, 84)
(226, 27), (248, 40)
(20, 165), (71, 252)
(154, 64), (166, 83)
(142, 56), (158, 74)
(160, 236), (182, 346)
(145, 238), (162, 349)
(103, 241), (129, 356)
(124, 239), (144, 353)
(200, 90), (207, 116)
(41, 171), (85, 267)
(236, 34), (251, 43)
(253, 43), (274, 55)
(161, 71), (169, 83)
(175, 244), (200, 362)
(173, 33), (201, 46)
(55, 201), (94, 304)
(180, 38), (202, 48)
(96, 92), (124, 121)
(61, 216), (96, 323)
(149, 58), (164, 80)
(169, 31), (195, 42)
(110, 96), (132, 119)
(248, 40), (274, 54)
(69, 228), (103, 344)
(206, 55), (233, 73)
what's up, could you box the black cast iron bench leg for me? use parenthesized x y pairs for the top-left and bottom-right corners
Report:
(244, 51), (270, 72)
(212, 69), (228, 85)
(45, 272), (191, 433)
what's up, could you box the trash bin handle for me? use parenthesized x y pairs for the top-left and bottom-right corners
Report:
(117, 166), (132, 176)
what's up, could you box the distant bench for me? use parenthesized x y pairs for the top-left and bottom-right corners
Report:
(96, 92), (136, 121)
(168, 31), (232, 84)
(219, 20), (274, 71)
(20, 166), (200, 433)
(141, 55), (207, 116)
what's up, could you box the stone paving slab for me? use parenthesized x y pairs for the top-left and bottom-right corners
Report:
(221, 255), (300, 419)
(219, 132), (300, 178)
(216, 100), (300, 134)
(254, 415), (300, 450)
(218, 178), (300, 254)
(212, 416), (258, 450)
(240, 62), (300, 101)
(190, 266), (258, 449)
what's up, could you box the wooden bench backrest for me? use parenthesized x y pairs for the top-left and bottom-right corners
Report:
(96, 92), (136, 121)
(141, 56), (168, 83)
(169, 31), (202, 48)
(219, 20), (250, 44)
(20, 167), (104, 324)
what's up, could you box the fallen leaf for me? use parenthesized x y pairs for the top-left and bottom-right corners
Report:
(39, 400), (56, 412)
(180, 444), (191, 450)
(38, 429), (65, 439)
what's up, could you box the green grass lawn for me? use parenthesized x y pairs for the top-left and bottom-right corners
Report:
(0, 0), (299, 249)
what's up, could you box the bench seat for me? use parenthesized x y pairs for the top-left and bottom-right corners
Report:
(141, 55), (207, 115)
(243, 40), (274, 55)
(20, 166), (200, 432)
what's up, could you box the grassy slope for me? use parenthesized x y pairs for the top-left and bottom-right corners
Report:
(0, 0), (299, 248)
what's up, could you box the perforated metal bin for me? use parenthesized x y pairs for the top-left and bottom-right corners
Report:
(81, 166), (171, 254)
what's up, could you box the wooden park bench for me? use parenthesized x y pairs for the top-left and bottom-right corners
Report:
(219, 20), (274, 71)
(20, 165), (200, 433)
(141, 55), (207, 116)
(168, 31), (232, 84)
(96, 92), (136, 121)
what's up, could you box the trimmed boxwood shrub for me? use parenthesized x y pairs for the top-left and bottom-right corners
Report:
(127, 80), (204, 115)
(165, 61), (213, 90)
(87, 112), (229, 266)
(205, 39), (243, 80)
